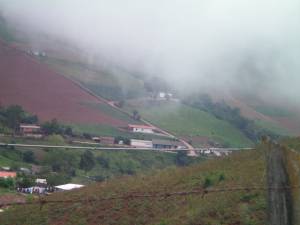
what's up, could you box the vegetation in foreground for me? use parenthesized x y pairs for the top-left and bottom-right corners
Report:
(0, 149), (267, 225)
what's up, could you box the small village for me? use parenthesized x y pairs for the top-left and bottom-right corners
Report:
(0, 121), (234, 199)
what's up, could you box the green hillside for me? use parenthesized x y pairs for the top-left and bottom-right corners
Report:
(254, 119), (292, 136)
(126, 102), (253, 147)
(0, 149), (267, 225)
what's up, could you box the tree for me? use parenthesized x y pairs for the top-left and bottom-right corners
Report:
(5, 105), (25, 131)
(45, 173), (71, 186)
(132, 110), (141, 120)
(79, 150), (95, 172)
(23, 150), (35, 163)
(175, 151), (190, 167)
(0, 177), (15, 188)
(42, 119), (63, 135)
(44, 150), (78, 176)
(46, 134), (65, 145)
(64, 126), (73, 136)
(16, 175), (35, 188)
(96, 155), (109, 168)
(22, 114), (38, 124)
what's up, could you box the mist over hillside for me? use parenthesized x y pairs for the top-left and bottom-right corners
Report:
(0, 0), (299, 105)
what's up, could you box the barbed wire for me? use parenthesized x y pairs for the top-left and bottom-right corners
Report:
(0, 185), (298, 208)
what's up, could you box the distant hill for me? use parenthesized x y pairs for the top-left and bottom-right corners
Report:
(211, 91), (300, 136)
(0, 150), (266, 225)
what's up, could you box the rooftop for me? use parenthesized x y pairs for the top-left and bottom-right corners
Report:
(152, 139), (182, 146)
(0, 171), (17, 178)
(20, 124), (41, 129)
(131, 139), (153, 143)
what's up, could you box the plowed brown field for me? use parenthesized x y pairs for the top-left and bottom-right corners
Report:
(0, 40), (127, 127)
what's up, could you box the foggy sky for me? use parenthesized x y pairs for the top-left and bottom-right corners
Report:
(1, 0), (300, 102)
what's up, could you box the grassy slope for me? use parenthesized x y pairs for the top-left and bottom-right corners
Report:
(0, 150), (267, 225)
(255, 119), (292, 136)
(73, 150), (185, 183)
(280, 137), (300, 150)
(70, 123), (173, 140)
(44, 57), (146, 100)
(127, 102), (253, 147)
(254, 105), (295, 118)
(80, 102), (142, 125)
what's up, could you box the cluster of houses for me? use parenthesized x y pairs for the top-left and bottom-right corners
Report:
(91, 136), (186, 150)
(198, 149), (232, 157)
(17, 179), (84, 195)
(0, 170), (84, 194)
(91, 124), (186, 150)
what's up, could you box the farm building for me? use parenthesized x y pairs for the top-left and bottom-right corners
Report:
(92, 136), (115, 145)
(128, 124), (155, 134)
(100, 136), (115, 145)
(152, 139), (183, 149)
(36, 178), (47, 185)
(0, 171), (17, 179)
(19, 124), (41, 137)
(130, 139), (153, 148)
(92, 137), (100, 142)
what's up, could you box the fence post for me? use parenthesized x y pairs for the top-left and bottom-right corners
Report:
(266, 141), (293, 225)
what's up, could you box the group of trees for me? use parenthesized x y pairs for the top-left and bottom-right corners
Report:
(0, 105), (38, 132)
(41, 119), (73, 136)
(0, 177), (15, 189)
(0, 173), (40, 189)
(183, 94), (278, 142)
(0, 104), (75, 138)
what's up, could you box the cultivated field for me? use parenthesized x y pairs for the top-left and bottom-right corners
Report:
(0, 41), (134, 127)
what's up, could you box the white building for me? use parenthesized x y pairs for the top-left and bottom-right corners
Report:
(128, 124), (155, 134)
(36, 178), (47, 185)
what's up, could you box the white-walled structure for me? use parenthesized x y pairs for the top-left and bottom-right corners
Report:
(128, 124), (155, 134)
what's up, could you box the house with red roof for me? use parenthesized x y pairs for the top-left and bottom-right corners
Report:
(0, 171), (17, 179)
